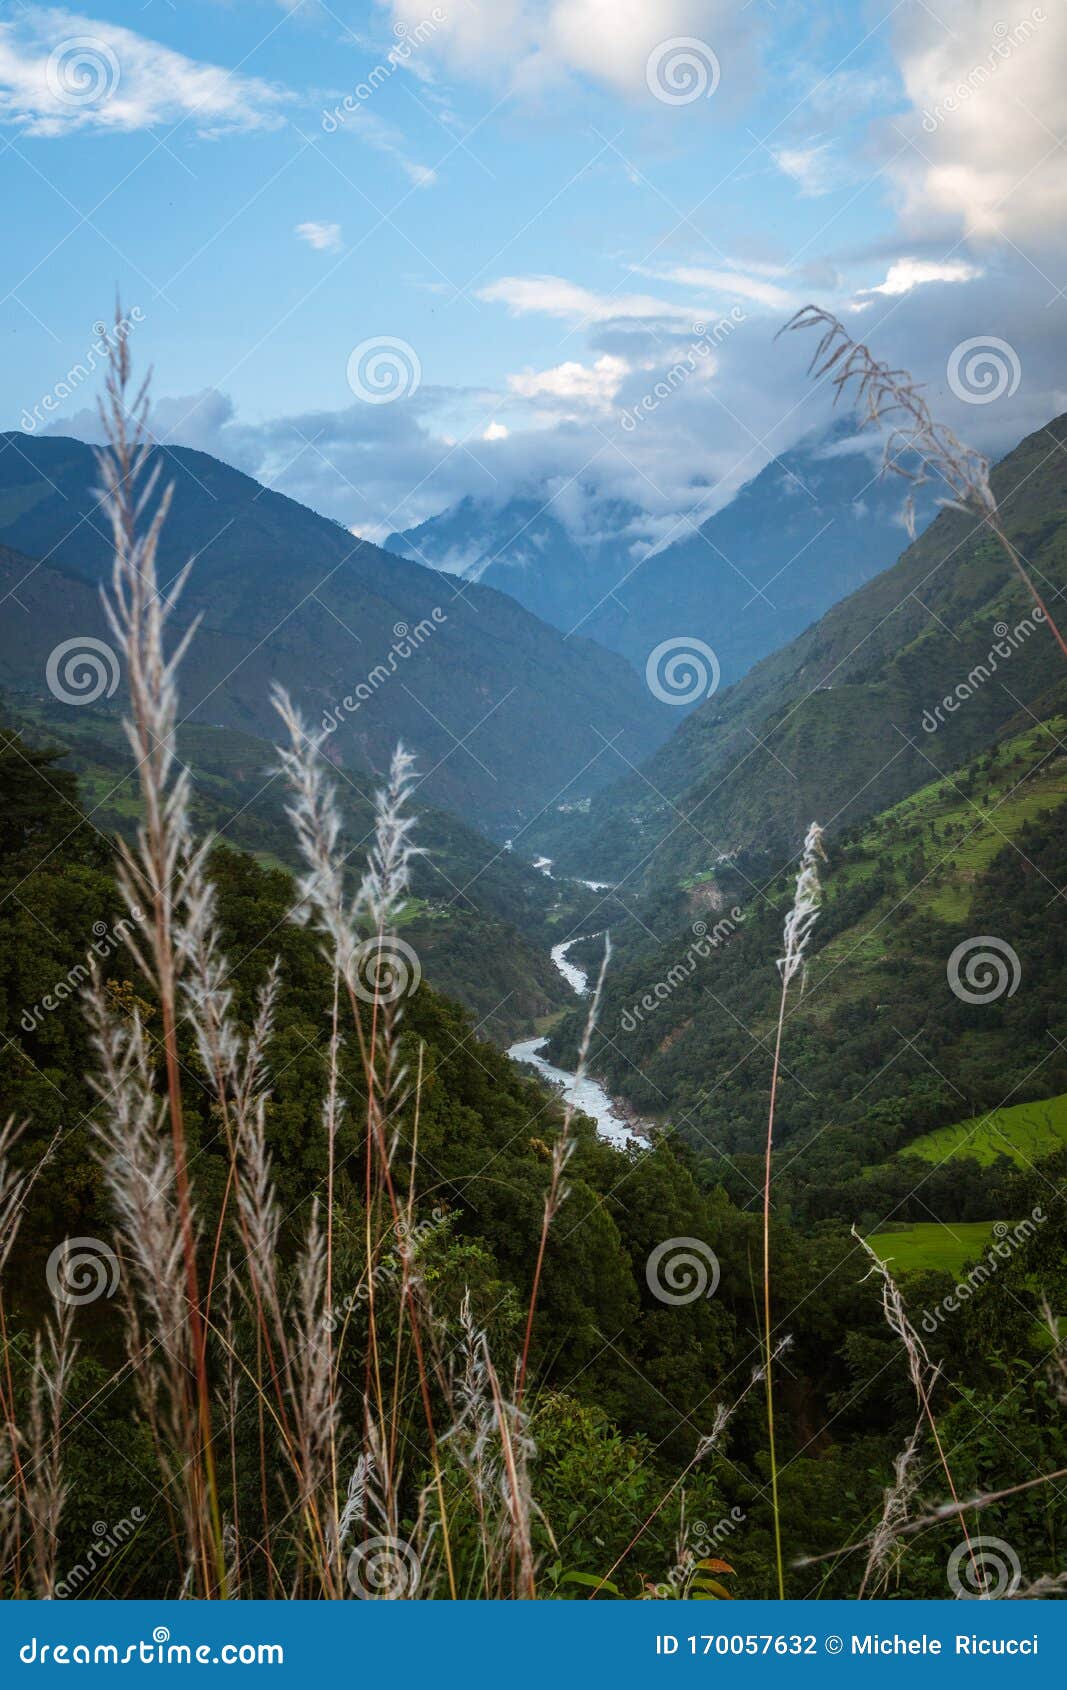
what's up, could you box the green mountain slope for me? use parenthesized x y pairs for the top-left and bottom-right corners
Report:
(533, 413), (1067, 891)
(2, 701), (570, 1043)
(0, 436), (669, 835)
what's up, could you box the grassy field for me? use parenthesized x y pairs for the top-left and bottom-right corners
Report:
(866, 1221), (1000, 1275)
(902, 1094), (1067, 1169)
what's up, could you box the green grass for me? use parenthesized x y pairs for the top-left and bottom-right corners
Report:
(902, 1093), (1067, 1169)
(866, 1221), (1000, 1275)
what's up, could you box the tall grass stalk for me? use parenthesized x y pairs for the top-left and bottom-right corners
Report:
(780, 306), (1067, 660)
(763, 821), (826, 1598)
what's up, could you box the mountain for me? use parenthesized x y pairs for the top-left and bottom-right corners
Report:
(0, 436), (669, 836)
(531, 412), (1067, 890)
(387, 424), (937, 689)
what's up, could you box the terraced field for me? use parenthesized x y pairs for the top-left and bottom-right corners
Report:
(902, 1094), (1067, 1169)
(866, 1220), (1000, 1274)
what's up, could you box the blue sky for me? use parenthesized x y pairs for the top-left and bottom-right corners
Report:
(2, 0), (1065, 546)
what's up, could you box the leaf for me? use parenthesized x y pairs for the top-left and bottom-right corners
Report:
(696, 1558), (735, 1574)
(690, 1577), (733, 1599)
(560, 1570), (621, 1597)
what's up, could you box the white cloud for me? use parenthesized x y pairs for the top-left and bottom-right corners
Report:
(477, 273), (707, 325)
(772, 141), (837, 197)
(508, 353), (628, 409)
(862, 257), (982, 297)
(890, 0), (1067, 239)
(631, 262), (794, 310)
(381, 0), (757, 100)
(0, 7), (287, 136)
(295, 220), (342, 252)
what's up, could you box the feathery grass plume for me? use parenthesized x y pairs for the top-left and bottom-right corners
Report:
(24, 1301), (75, 1599)
(763, 821), (826, 1599)
(851, 1229), (980, 1593)
(858, 1414), (924, 1598)
(94, 316), (220, 1592)
(779, 306), (1067, 659)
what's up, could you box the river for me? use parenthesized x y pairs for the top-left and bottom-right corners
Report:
(507, 934), (642, 1149)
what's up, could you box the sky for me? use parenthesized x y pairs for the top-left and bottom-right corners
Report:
(2, 0), (1066, 552)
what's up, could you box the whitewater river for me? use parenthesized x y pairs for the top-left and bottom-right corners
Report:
(507, 934), (641, 1149)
